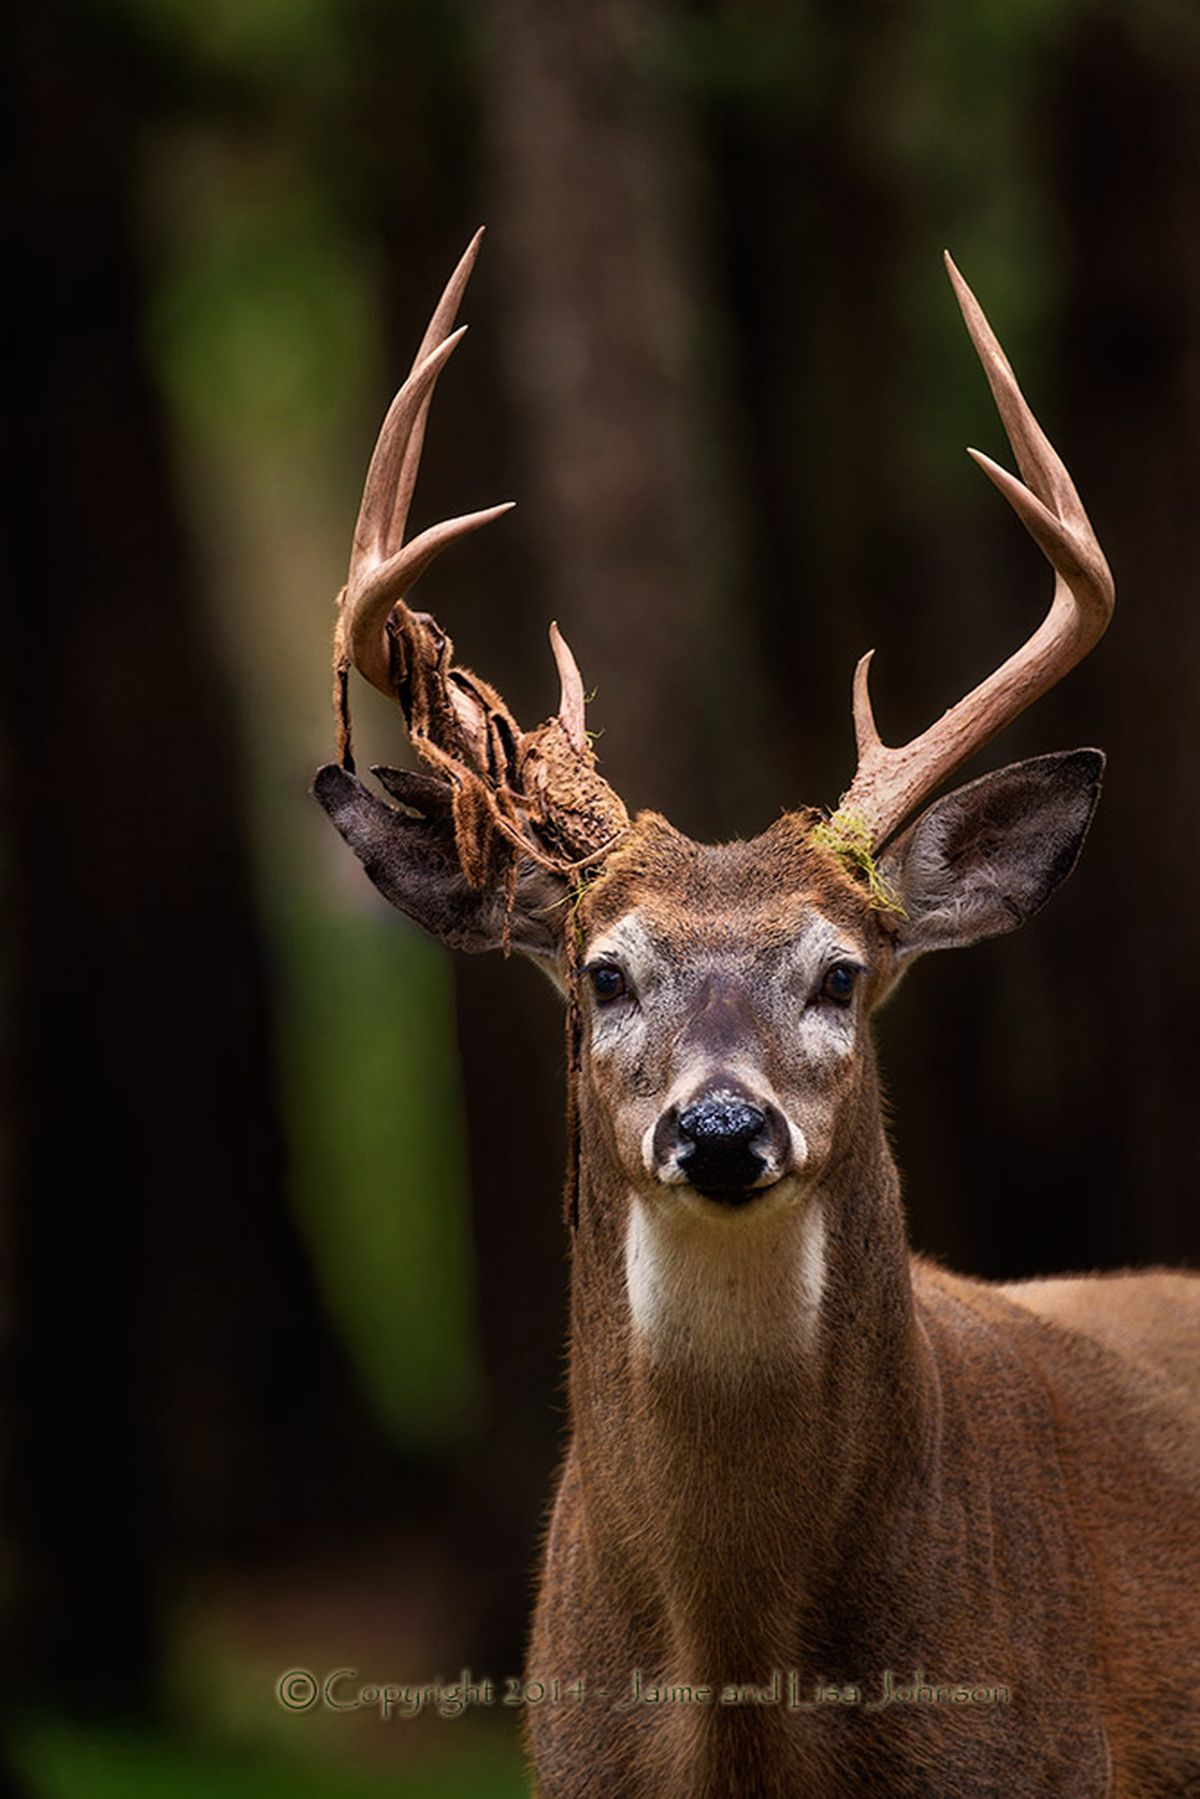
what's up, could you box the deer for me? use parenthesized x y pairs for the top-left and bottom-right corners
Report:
(314, 231), (1200, 1798)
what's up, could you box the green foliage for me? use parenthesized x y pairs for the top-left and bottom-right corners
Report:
(17, 1723), (529, 1799)
(101, 0), (348, 82)
(672, 8), (821, 112)
(148, 178), (376, 450)
(278, 910), (479, 1446)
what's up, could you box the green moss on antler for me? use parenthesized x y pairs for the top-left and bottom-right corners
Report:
(809, 811), (907, 917)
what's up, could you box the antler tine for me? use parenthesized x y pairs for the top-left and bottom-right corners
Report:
(835, 258), (1115, 852)
(348, 496), (516, 695)
(549, 621), (587, 752)
(945, 253), (1086, 528)
(340, 229), (515, 701)
(387, 226), (487, 557)
(349, 228), (486, 588)
(350, 327), (466, 588)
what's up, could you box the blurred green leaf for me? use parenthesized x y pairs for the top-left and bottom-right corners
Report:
(148, 174), (376, 449)
(18, 1721), (529, 1799)
(278, 910), (479, 1446)
(102, 0), (347, 80)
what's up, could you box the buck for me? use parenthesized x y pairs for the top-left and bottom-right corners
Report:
(314, 233), (1200, 1797)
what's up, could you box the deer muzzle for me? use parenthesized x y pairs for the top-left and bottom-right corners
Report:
(652, 1086), (793, 1205)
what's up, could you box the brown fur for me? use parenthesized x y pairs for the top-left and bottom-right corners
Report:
(524, 812), (1200, 1798)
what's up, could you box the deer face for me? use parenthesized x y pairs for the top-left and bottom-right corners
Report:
(574, 813), (887, 1212)
(319, 747), (1103, 1226)
(568, 750), (1104, 1220)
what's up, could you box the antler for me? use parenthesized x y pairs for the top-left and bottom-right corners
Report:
(331, 229), (628, 887)
(831, 253), (1115, 850)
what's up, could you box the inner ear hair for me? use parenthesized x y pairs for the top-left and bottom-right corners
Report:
(880, 749), (1105, 960)
(313, 763), (568, 965)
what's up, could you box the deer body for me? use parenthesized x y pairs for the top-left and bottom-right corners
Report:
(518, 819), (1200, 1799)
(315, 234), (1200, 1796)
(533, 1260), (1200, 1796)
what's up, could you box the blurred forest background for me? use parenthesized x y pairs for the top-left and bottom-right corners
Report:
(4, 0), (1200, 1793)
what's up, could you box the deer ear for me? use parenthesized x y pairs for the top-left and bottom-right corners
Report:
(878, 749), (1104, 960)
(312, 764), (567, 966)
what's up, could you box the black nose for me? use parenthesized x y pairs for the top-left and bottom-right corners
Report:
(676, 1095), (769, 1201)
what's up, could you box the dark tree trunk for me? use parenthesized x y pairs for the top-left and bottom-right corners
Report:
(483, 0), (763, 833)
(2, 0), (394, 1719)
(1046, 10), (1200, 1267)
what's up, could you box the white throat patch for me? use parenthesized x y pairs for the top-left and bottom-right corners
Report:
(624, 1189), (827, 1367)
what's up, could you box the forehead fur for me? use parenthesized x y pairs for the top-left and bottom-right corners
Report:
(578, 810), (882, 951)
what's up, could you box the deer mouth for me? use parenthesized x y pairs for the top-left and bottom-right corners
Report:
(681, 1159), (783, 1209)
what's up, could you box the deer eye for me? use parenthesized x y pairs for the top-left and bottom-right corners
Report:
(589, 963), (627, 1004)
(820, 962), (860, 1006)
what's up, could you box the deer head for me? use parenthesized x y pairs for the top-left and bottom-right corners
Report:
(314, 232), (1112, 1227)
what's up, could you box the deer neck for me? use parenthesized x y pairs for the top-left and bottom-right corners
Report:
(566, 1059), (939, 1678)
